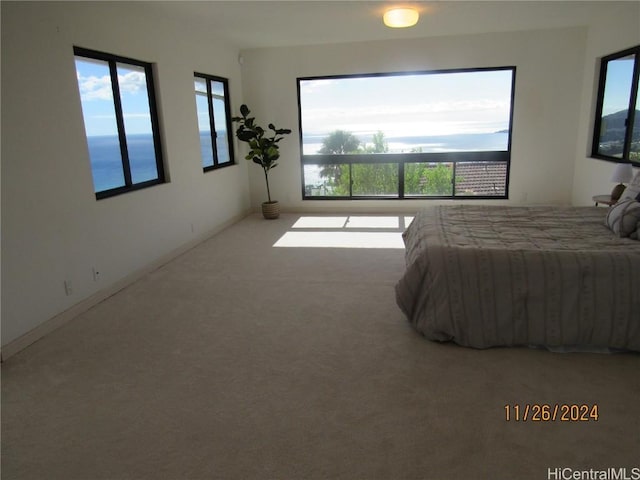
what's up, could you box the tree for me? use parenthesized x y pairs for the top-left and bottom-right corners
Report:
(352, 163), (397, 196)
(318, 130), (361, 154)
(362, 130), (389, 154)
(317, 130), (360, 192)
(404, 163), (454, 196)
(314, 129), (455, 197)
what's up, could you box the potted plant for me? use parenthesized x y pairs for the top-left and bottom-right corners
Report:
(232, 104), (292, 219)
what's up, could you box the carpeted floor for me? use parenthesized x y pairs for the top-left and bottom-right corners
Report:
(2, 214), (639, 479)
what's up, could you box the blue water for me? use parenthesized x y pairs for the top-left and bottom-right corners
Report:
(198, 131), (231, 168)
(303, 132), (509, 154)
(87, 132), (502, 193)
(87, 132), (231, 193)
(87, 134), (159, 192)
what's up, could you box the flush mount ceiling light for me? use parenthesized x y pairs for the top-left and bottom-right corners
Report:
(383, 7), (419, 28)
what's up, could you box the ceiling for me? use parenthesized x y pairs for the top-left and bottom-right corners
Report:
(141, 1), (626, 50)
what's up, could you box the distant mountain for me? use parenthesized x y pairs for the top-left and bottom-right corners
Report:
(600, 109), (640, 142)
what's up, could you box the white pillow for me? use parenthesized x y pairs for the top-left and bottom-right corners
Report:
(605, 199), (640, 237)
(630, 169), (640, 187)
(620, 184), (640, 202)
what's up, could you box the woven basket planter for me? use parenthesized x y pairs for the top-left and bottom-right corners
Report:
(261, 201), (280, 219)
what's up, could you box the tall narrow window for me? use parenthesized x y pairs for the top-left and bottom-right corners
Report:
(74, 47), (165, 199)
(194, 73), (234, 171)
(297, 67), (515, 200)
(592, 45), (640, 165)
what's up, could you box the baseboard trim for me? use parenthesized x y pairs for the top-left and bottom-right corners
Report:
(1, 211), (249, 361)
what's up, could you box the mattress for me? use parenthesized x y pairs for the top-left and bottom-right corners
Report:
(395, 205), (640, 351)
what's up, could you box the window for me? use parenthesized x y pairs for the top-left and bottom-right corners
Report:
(194, 73), (235, 171)
(297, 68), (515, 200)
(74, 47), (165, 199)
(592, 45), (640, 165)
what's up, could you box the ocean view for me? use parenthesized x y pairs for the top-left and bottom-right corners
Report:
(87, 132), (507, 193)
(302, 131), (509, 155)
(87, 134), (159, 192)
(302, 131), (509, 186)
(87, 132), (230, 192)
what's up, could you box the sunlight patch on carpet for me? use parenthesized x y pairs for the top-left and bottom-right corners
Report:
(276, 215), (413, 248)
(273, 231), (404, 249)
(291, 217), (349, 229)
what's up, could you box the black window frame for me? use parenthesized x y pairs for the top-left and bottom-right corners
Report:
(591, 45), (640, 166)
(73, 46), (166, 200)
(194, 72), (235, 172)
(297, 67), (516, 200)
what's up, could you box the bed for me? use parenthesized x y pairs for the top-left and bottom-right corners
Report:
(395, 204), (640, 351)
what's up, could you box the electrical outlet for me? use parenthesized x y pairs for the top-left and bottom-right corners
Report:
(64, 280), (73, 296)
(92, 267), (101, 282)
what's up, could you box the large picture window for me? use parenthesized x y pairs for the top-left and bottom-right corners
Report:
(297, 67), (515, 200)
(592, 45), (640, 165)
(74, 47), (165, 199)
(194, 73), (234, 171)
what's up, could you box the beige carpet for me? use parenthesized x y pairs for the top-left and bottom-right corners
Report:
(2, 214), (639, 480)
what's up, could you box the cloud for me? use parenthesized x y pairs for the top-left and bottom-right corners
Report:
(77, 72), (112, 101)
(300, 79), (337, 94)
(77, 71), (147, 102)
(118, 71), (146, 95)
(301, 99), (510, 136)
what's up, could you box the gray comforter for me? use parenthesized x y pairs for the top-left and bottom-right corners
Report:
(395, 205), (640, 351)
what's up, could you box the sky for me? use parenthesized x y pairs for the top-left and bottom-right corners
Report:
(602, 54), (636, 116)
(76, 58), (230, 138)
(299, 69), (514, 140)
(76, 54), (636, 139)
(75, 57), (153, 137)
(194, 78), (229, 135)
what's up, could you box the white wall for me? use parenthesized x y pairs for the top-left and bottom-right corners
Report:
(571, 2), (640, 205)
(1, 2), (250, 348)
(240, 27), (589, 213)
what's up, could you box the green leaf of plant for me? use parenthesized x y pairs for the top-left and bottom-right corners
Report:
(237, 130), (255, 142)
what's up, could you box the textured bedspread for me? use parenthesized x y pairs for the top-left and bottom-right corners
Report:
(395, 205), (640, 351)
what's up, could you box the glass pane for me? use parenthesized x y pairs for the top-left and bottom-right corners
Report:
(213, 93), (231, 164)
(598, 54), (635, 158)
(200, 134), (214, 168)
(352, 163), (398, 197)
(404, 163), (453, 196)
(299, 70), (513, 156)
(211, 80), (225, 97)
(454, 162), (507, 196)
(630, 92), (639, 162)
(74, 57), (125, 192)
(303, 164), (350, 196)
(194, 77), (207, 94)
(195, 78), (232, 168)
(116, 63), (158, 184)
(195, 89), (214, 168)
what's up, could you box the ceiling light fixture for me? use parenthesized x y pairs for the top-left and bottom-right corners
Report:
(383, 7), (419, 28)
